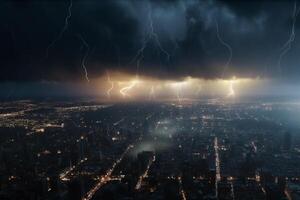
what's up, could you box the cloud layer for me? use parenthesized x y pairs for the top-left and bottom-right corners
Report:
(1, 0), (300, 81)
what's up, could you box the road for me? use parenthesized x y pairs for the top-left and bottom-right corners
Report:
(135, 154), (156, 190)
(178, 176), (187, 200)
(82, 144), (134, 200)
(214, 137), (221, 197)
(60, 157), (88, 181)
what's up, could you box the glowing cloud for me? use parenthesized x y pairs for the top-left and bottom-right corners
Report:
(89, 72), (263, 101)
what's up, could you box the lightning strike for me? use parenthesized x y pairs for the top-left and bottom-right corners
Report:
(120, 79), (139, 98)
(227, 77), (236, 97)
(176, 87), (182, 104)
(148, 85), (156, 100)
(169, 81), (187, 103)
(172, 83), (183, 104)
(106, 71), (114, 98)
(278, 1), (300, 73)
(130, 3), (170, 77)
(171, 38), (180, 57)
(77, 34), (90, 82)
(45, 0), (73, 58)
(215, 20), (233, 78)
(148, 9), (170, 61)
(228, 81), (235, 97)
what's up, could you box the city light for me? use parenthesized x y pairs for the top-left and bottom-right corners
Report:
(2, 1), (300, 200)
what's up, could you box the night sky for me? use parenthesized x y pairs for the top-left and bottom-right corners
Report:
(1, 0), (300, 86)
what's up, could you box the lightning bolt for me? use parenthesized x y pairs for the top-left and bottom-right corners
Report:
(77, 34), (90, 82)
(171, 38), (180, 57)
(215, 20), (233, 78)
(148, 85), (156, 100)
(119, 79), (139, 97)
(278, 0), (300, 74)
(130, 26), (147, 79)
(45, 0), (73, 58)
(121, 4), (170, 99)
(227, 77), (236, 97)
(175, 85), (182, 104)
(148, 8), (170, 61)
(130, 3), (170, 77)
(227, 81), (235, 97)
(122, 4), (170, 98)
(106, 71), (114, 98)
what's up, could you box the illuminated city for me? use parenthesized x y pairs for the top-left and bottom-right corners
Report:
(1, 0), (300, 200)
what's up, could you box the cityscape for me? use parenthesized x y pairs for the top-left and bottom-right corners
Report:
(1, 99), (300, 199)
(2, 0), (300, 199)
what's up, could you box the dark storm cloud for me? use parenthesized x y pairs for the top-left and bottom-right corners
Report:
(0, 0), (299, 81)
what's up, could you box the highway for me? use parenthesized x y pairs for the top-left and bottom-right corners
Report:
(59, 157), (88, 181)
(214, 137), (221, 197)
(178, 176), (187, 200)
(135, 154), (156, 190)
(82, 144), (134, 200)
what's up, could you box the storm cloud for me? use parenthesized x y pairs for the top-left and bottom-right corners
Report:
(0, 0), (299, 82)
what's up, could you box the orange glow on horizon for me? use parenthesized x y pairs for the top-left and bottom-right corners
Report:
(86, 71), (266, 100)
